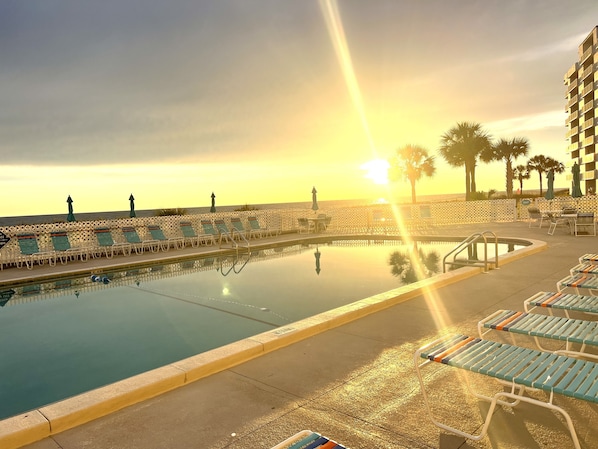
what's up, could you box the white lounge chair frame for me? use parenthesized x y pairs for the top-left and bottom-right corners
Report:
(415, 334), (598, 449)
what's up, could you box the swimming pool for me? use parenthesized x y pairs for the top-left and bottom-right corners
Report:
(0, 237), (527, 420)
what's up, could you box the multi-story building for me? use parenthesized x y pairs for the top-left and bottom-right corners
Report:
(564, 26), (598, 195)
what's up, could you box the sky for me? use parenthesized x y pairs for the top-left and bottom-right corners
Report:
(1, 0), (598, 216)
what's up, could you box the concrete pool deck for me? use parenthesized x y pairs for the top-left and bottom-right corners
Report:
(2, 221), (597, 448)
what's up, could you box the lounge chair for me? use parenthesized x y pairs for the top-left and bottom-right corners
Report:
(50, 230), (88, 263)
(557, 273), (598, 295)
(527, 206), (546, 228)
(201, 219), (228, 244)
(247, 216), (274, 238)
(147, 225), (185, 251)
(213, 219), (237, 241)
(92, 228), (132, 259)
(478, 309), (598, 360)
(179, 221), (214, 247)
(270, 430), (348, 449)
(121, 226), (159, 254)
(16, 233), (56, 269)
(230, 217), (249, 239)
(415, 334), (598, 449)
(523, 291), (598, 316)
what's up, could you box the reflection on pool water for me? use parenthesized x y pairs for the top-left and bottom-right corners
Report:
(0, 238), (526, 419)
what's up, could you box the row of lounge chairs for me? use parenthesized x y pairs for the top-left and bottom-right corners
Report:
(6, 217), (279, 270)
(414, 253), (598, 449)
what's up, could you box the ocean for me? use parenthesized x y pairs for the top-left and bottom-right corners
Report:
(0, 193), (465, 227)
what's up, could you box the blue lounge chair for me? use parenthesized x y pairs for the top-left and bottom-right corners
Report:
(247, 216), (274, 238)
(415, 334), (598, 448)
(92, 228), (132, 258)
(16, 233), (56, 269)
(180, 221), (214, 247)
(147, 225), (185, 251)
(121, 226), (159, 254)
(50, 230), (88, 263)
(230, 217), (249, 239)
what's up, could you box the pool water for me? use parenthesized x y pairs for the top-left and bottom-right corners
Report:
(0, 238), (525, 419)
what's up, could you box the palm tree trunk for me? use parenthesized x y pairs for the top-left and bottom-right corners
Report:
(470, 163), (477, 196)
(410, 179), (417, 204)
(506, 160), (513, 198)
(465, 165), (471, 200)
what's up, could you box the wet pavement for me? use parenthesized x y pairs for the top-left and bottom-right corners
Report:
(3, 221), (598, 449)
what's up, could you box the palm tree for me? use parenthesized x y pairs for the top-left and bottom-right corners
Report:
(526, 155), (565, 196)
(513, 164), (530, 194)
(480, 137), (529, 198)
(388, 144), (436, 203)
(439, 122), (492, 200)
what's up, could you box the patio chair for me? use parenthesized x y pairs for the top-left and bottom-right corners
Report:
(415, 334), (598, 449)
(573, 212), (596, 236)
(297, 217), (313, 234)
(200, 219), (224, 241)
(527, 206), (545, 228)
(50, 230), (88, 264)
(92, 228), (132, 259)
(147, 225), (185, 251)
(16, 233), (56, 269)
(121, 226), (159, 254)
(547, 212), (571, 235)
(179, 221), (214, 247)
(478, 309), (598, 360)
(270, 430), (348, 449)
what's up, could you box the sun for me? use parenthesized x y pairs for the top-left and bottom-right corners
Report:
(361, 159), (390, 185)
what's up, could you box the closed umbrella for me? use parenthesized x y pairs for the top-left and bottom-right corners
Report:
(314, 246), (321, 275)
(545, 170), (555, 200)
(311, 187), (319, 212)
(210, 192), (216, 213)
(129, 194), (136, 218)
(66, 195), (76, 222)
(572, 162), (583, 198)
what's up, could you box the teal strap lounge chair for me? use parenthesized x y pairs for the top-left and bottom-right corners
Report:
(270, 430), (348, 449)
(147, 225), (184, 251)
(50, 230), (88, 263)
(201, 219), (230, 246)
(213, 219), (237, 241)
(92, 228), (132, 258)
(230, 217), (249, 239)
(16, 233), (56, 269)
(415, 334), (598, 449)
(179, 221), (214, 247)
(557, 273), (598, 295)
(478, 309), (598, 360)
(523, 291), (598, 317)
(122, 226), (159, 254)
(247, 216), (274, 238)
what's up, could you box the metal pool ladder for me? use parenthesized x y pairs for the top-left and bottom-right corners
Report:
(443, 230), (499, 273)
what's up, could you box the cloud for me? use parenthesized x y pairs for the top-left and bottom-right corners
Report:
(485, 110), (566, 135)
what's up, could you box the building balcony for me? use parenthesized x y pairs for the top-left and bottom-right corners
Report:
(566, 110), (579, 124)
(582, 100), (595, 114)
(568, 142), (581, 152)
(566, 126), (579, 138)
(567, 95), (579, 107)
(567, 78), (578, 93)
(582, 152), (597, 164)
(582, 169), (597, 181)
(566, 63), (579, 79)
(582, 83), (595, 98)
(581, 64), (596, 81)
(581, 45), (594, 63)
(582, 117), (595, 130)
(583, 135), (595, 147)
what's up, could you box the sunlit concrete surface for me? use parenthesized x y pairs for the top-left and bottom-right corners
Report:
(3, 221), (597, 449)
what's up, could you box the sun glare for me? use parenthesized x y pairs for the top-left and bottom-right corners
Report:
(361, 159), (389, 185)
